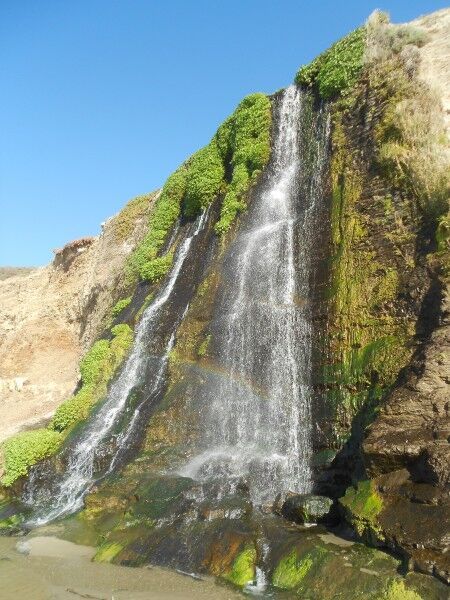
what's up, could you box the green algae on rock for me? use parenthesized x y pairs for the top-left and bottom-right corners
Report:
(272, 549), (316, 589)
(223, 544), (256, 587)
(339, 479), (383, 541)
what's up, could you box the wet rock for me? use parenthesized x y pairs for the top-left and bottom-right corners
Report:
(281, 493), (334, 524)
(340, 474), (450, 586)
(310, 449), (337, 470)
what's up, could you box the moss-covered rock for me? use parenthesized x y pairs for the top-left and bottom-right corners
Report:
(272, 549), (317, 589)
(223, 544), (256, 587)
(340, 479), (383, 541)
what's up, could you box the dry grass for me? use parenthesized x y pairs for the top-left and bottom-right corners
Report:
(366, 10), (450, 222)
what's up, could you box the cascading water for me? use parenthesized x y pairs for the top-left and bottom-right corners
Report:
(179, 85), (329, 505)
(24, 210), (208, 525)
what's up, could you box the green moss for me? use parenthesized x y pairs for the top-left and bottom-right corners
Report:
(51, 324), (133, 433)
(111, 296), (132, 319)
(340, 480), (383, 539)
(272, 550), (314, 589)
(112, 192), (155, 242)
(296, 28), (366, 98)
(1, 429), (63, 486)
(0, 512), (24, 529)
(224, 545), (256, 587)
(134, 292), (154, 323)
(381, 579), (423, 600)
(321, 82), (418, 443)
(94, 541), (123, 563)
(197, 334), (211, 357)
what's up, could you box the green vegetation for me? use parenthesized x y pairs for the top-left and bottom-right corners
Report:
(340, 480), (383, 539)
(367, 13), (449, 225)
(381, 579), (422, 600)
(436, 214), (450, 253)
(139, 252), (173, 283)
(197, 334), (211, 357)
(272, 550), (314, 589)
(112, 192), (155, 242)
(184, 141), (224, 217)
(224, 545), (256, 587)
(126, 93), (271, 284)
(51, 324), (133, 433)
(0, 511), (24, 529)
(111, 296), (132, 318)
(127, 168), (186, 283)
(134, 292), (154, 323)
(1, 429), (63, 486)
(323, 88), (416, 443)
(94, 541), (123, 563)
(1, 324), (134, 487)
(296, 28), (365, 98)
(0, 305), (135, 489)
(215, 93), (272, 233)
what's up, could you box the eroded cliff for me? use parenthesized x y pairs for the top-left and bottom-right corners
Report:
(0, 8), (448, 599)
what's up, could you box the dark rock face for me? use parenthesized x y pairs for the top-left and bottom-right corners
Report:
(360, 286), (450, 583)
(363, 286), (450, 480)
(280, 493), (334, 524)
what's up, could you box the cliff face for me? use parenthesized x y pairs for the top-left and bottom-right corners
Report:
(0, 8), (448, 597)
(300, 9), (450, 583)
(0, 192), (156, 443)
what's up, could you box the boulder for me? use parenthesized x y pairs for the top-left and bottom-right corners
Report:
(281, 493), (334, 524)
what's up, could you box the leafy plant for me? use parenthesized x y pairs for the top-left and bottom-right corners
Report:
(139, 252), (173, 283)
(296, 28), (366, 99)
(111, 296), (132, 318)
(184, 141), (224, 217)
(128, 92), (272, 276)
(215, 93), (272, 233)
(127, 168), (187, 282)
(51, 324), (133, 433)
(1, 430), (63, 486)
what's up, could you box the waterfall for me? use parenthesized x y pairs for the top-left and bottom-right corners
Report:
(24, 210), (208, 525)
(179, 86), (329, 505)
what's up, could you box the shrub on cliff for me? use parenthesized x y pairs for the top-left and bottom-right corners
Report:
(1, 430), (63, 487)
(127, 93), (272, 282)
(51, 324), (133, 433)
(295, 28), (365, 98)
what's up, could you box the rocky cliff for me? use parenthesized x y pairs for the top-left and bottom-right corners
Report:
(0, 191), (157, 444)
(0, 8), (449, 599)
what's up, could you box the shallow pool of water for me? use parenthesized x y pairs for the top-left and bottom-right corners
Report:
(0, 536), (242, 600)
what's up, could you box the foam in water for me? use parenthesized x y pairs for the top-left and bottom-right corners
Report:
(25, 210), (208, 525)
(179, 85), (329, 504)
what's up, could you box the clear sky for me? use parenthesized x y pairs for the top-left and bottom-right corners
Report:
(1, 0), (448, 265)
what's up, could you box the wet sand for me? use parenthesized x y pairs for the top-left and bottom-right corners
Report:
(0, 536), (242, 600)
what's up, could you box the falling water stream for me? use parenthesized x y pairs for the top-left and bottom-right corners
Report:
(23, 85), (329, 528)
(179, 85), (330, 505)
(24, 211), (208, 525)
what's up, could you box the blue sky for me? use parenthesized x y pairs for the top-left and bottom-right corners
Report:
(1, 1), (447, 265)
